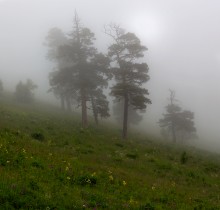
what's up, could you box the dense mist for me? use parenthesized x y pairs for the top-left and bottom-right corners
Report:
(1, 0), (220, 151)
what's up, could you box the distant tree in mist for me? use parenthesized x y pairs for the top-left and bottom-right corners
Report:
(15, 79), (37, 103)
(105, 24), (151, 139)
(45, 27), (72, 111)
(46, 13), (110, 127)
(159, 90), (196, 143)
(0, 80), (3, 95)
(48, 69), (73, 112)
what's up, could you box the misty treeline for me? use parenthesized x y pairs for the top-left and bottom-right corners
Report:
(0, 78), (38, 103)
(44, 13), (196, 141)
(159, 90), (196, 143)
(14, 79), (37, 103)
(45, 13), (151, 139)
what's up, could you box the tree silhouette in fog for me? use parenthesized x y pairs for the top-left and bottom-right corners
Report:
(46, 13), (110, 127)
(15, 79), (37, 103)
(159, 90), (196, 143)
(105, 24), (151, 139)
(45, 27), (72, 111)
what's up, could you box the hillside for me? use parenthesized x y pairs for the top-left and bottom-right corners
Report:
(0, 98), (220, 209)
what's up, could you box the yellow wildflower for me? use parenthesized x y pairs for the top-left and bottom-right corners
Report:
(109, 175), (114, 181)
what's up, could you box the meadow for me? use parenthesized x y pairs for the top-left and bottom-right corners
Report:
(0, 97), (220, 209)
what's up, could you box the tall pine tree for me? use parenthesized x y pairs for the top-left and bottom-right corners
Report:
(105, 24), (151, 139)
(47, 13), (110, 127)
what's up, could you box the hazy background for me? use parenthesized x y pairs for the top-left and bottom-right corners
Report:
(0, 0), (220, 151)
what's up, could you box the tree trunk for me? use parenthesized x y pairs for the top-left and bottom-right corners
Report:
(122, 94), (129, 139)
(91, 95), (98, 125)
(66, 97), (71, 112)
(61, 95), (65, 111)
(171, 123), (176, 143)
(81, 88), (88, 128)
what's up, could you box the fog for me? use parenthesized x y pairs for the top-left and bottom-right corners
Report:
(1, 0), (220, 151)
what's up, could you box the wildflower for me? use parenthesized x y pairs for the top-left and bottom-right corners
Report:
(65, 166), (69, 171)
(108, 170), (112, 174)
(91, 172), (96, 177)
(122, 180), (127, 186)
(67, 176), (70, 180)
(129, 197), (136, 204)
(6, 160), (10, 163)
(109, 175), (114, 181)
(86, 179), (91, 184)
(152, 186), (156, 190)
(22, 148), (26, 153)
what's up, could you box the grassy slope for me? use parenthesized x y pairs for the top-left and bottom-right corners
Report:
(0, 98), (220, 209)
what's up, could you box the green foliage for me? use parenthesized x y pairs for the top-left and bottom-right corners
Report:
(140, 203), (155, 210)
(126, 153), (138, 159)
(77, 174), (97, 186)
(180, 151), (188, 164)
(31, 132), (45, 141)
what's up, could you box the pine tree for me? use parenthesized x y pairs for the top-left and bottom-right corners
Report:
(105, 24), (151, 139)
(45, 27), (72, 111)
(15, 79), (37, 103)
(159, 90), (196, 143)
(47, 13), (110, 127)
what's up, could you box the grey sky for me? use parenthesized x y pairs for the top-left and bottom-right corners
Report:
(0, 0), (220, 149)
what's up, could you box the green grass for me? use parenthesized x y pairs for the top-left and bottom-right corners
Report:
(0, 97), (220, 209)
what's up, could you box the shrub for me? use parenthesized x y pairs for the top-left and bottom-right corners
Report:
(180, 151), (188, 164)
(31, 132), (45, 141)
